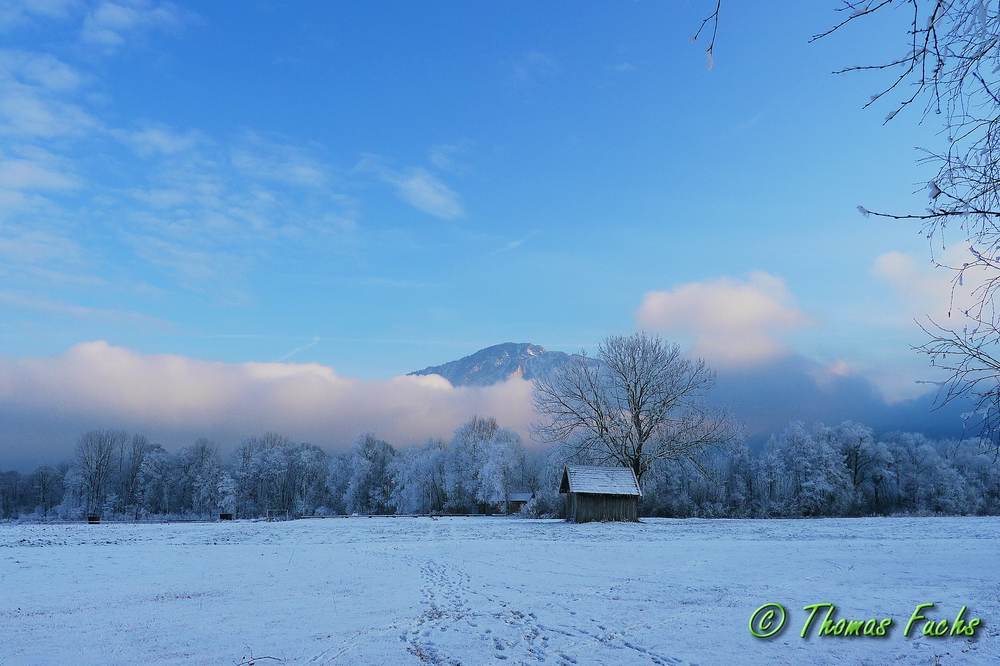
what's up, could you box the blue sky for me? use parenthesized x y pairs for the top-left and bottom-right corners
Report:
(0, 1), (973, 466)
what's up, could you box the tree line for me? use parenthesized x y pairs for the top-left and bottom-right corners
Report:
(2, 418), (999, 521)
(0, 416), (533, 520)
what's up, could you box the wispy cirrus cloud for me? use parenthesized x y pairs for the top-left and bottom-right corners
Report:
(80, 0), (197, 53)
(0, 51), (97, 139)
(484, 230), (541, 257)
(389, 167), (464, 219)
(101, 128), (360, 297)
(428, 141), (472, 175)
(116, 124), (202, 157)
(0, 229), (82, 264)
(358, 155), (465, 220)
(504, 50), (560, 87)
(0, 290), (171, 327)
(0, 151), (79, 191)
(0, 50), (85, 91)
(0, 0), (79, 33)
(229, 132), (330, 189)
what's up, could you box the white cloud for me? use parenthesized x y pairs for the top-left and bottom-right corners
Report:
(0, 50), (84, 91)
(428, 141), (472, 174)
(0, 291), (168, 327)
(0, 3), (363, 315)
(0, 51), (95, 145)
(0, 230), (81, 264)
(119, 125), (201, 157)
(80, 0), (195, 52)
(485, 230), (541, 256)
(0, 342), (537, 456)
(869, 250), (970, 322)
(0, 0), (79, 32)
(386, 166), (465, 220)
(360, 156), (465, 220)
(0, 85), (98, 138)
(862, 250), (991, 402)
(505, 51), (560, 87)
(636, 271), (813, 368)
(0, 155), (78, 191)
(102, 131), (361, 294)
(230, 133), (329, 188)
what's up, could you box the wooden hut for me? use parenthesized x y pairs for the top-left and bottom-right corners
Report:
(559, 465), (641, 523)
(506, 491), (535, 513)
(489, 491), (535, 514)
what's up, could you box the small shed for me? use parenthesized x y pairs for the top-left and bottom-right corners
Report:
(559, 465), (641, 523)
(490, 491), (535, 514)
(506, 491), (535, 513)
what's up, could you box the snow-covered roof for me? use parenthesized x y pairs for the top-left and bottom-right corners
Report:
(559, 466), (641, 497)
(489, 491), (535, 504)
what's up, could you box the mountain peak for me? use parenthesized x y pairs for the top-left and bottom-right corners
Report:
(408, 342), (579, 387)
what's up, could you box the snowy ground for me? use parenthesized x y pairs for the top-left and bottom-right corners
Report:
(1, 516), (998, 665)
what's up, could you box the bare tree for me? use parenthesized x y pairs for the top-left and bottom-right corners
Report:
(29, 464), (60, 518)
(809, 1), (1000, 456)
(118, 433), (151, 519)
(76, 429), (126, 515)
(531, 332), (741, 484)
(694, 2), (1000, 456)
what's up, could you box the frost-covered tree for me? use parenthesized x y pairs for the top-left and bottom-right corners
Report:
(477, 427), (530, 513)
(444, 416), (498, 513)
(326, 453), (351, 515)
(228, 433), (331, 517)
(764, 422), (849, 517)
(715, 441), (762, 518)
(819, 421), (892, 515)
(231, 432), (289, 516)
(391, 438), (447, 514)
(291, 443), (333, 515)
(882, 432), (934, 513)
(521, 443), (571, 518)
(532, 332), (741, 484)
(140, 444), (172, 516)
(217, 473), (238, 515)
(175, 439), (223, 516)
(0, 470), (22, 519)
(344, 433), (396, 515)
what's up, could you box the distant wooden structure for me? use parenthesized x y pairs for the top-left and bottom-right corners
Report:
(506, 491), (535, 513)
(488, 491), (535, 514)
(559, 466), (641, 523)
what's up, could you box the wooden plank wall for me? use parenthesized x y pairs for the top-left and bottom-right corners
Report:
(568, 492), (638, 523)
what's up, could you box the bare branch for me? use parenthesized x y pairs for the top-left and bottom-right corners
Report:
(816, 0), (1000, 456)
(532, 333), (742, 484)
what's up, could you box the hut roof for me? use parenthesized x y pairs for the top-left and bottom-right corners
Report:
(559, 465), (641, 497)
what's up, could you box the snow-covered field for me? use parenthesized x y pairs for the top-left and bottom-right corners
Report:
(1, 517), (998, 665)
